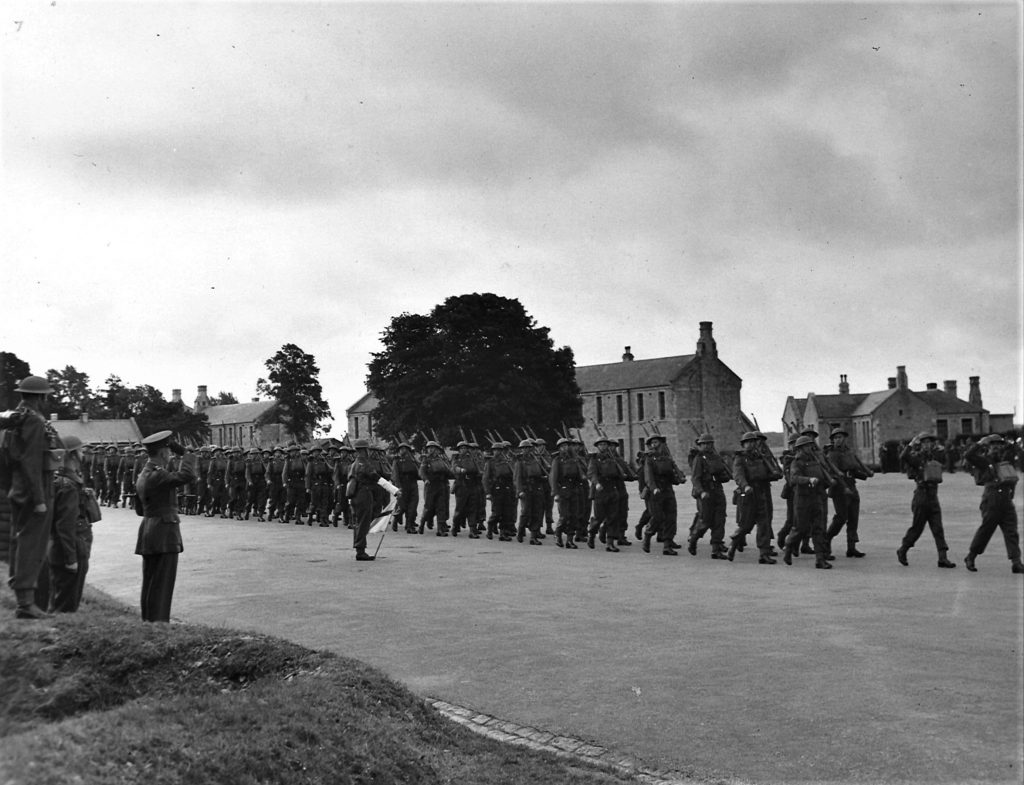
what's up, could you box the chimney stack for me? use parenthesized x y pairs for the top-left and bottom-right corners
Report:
(80, 411), (89, 424)
(696, 321), (718, 358)
(896, 365), (908, 390)
(171, 388), (182, 403)
(622, 346), (634, 362)
(943, 380), (958, 397)
(252, 397), (259, 403)
(887, 377), (897, 390)
(968, 376), (982, 407)
(926, 382), (938, 390)
(838, 374), (850, 395)
(194, 385), (211, 411)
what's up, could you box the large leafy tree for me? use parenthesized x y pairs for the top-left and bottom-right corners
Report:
(46, 365), (102, 419)
(0, 351), (32, 410)
(98, 375), (209, 443)
(367, 293), (582, 443)
(256, 344), (332, 442)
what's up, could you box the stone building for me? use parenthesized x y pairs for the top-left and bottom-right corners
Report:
(783, 366), (994, 464)
(50, 411), (142, 446)
(346, 392), (379, 443)
(575, 322), (753, 462)
(185, 385), (285, 448)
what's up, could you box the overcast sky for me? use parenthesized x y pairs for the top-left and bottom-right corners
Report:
(2, 1), (1021, 433)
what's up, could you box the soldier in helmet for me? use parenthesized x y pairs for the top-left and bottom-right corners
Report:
(896, 432), (955, 568)
(451, 440), (484, 538)
(305, 445), (333, 526)
(281, 444), (306, 525)
(586, 436), (621, 551)
(783, 435), (832, 569)
(390, 442), (420, 533)
(961, 435), (1023, 574)
(1, 375), (61, 619)
(418, 441), (454, 535)
(244, 448), (269, 521)
(47, 435), (93, 612)
(728, 432), (778, 564)
(687, 434), (731, 559)
(348, 439), (381, 561)
(266, 447), (286, 522)
(643, 434), (686, 556)
(514, 438), (546, 545)
(332, 444), (355, 527)
(549, 436), (586, 549)
(483, 440), (516, 541)
(823, 427), (873, 558)
(206, 446), (229, 518)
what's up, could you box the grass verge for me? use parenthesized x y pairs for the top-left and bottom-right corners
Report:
(0, 586), (638, 785)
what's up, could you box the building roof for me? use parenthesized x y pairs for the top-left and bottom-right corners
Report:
(574, 355), (695, 392)
(913, 389), (987, 415)
(347, 392), (379, 415)
(51, 417), (143, 446)
(809, 393), (870, 419)
(203, 400), (278, 426)
(850, 389), (899, 416)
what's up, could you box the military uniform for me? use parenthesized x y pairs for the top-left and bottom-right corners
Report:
(897, 434), (955, 568)
(281, 447), (307, 524)
(783, 436), (831, 569)
(331, 446), (354, 527)
(585, 438), (620, 551)
(226, 447), (248, 519)
(452, 442), (484, 538)
(348, 440), (380, 560)
(483, 442), (516, 540)
(418, 443), (454, 535)
(687, 436), (730, 559)
(824, 428), (873, 558)
(962, 436), (1023, 574)
(305, 448), (333, 526)
(245, 449), (270, 521)
(390, 445), (420, 533)
(266, 448), (286, 521)
(729, 432), (780, 564)
(47, 436), (92, 612)
(643, 435), (685, 555)
(135, 431), (197, 621)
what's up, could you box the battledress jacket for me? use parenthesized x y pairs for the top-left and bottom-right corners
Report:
(134, 453), (197, 556)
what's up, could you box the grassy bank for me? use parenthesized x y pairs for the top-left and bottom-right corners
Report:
(0, 587), (637, 785)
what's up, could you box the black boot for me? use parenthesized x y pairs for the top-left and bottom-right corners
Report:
(1012, 560), (1024, 574)
(897, 546), (909, 566)
(937, 549), (955, 569)
(642, 532), (652, 553)
(964, 553), (977, 571)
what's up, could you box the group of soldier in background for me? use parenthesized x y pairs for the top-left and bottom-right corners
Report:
(73, 422), (1024, 574)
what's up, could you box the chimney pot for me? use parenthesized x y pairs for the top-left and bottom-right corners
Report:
(896, 365), (908, 390)
(926, 382), (938, 390)
(838, 374), (850, 395)
(622, 346), (634, 362)
(943, 380), (958, 397)
(887, 377), (897, 390)
(696, 321), (717, 358)
(968, 376), (982, 407)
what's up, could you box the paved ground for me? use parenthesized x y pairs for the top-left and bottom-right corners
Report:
(85, 472), (1023, 785)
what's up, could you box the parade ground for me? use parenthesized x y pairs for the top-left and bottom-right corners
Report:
(85, 472), (1023, 785)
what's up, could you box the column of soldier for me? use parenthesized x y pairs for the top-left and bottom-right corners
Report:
(74, 424), (1024, 573)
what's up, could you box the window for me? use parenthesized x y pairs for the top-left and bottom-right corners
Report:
(596, 397), (604, 424)
(637, 393), (645, 421)
(658, 391), (666, 419)
(639, 438), (645, 454)
(354, 417), (360, 438)
(961, 418), (973, 435)
(616, 395), (623, 423)
(936, 419), (948, 440)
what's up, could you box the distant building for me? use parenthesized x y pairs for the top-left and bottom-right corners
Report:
(346, 392), (379, 443)
(783, 367), (1005, 464)
(184, 385), (285, 448)
(50, 411), (142, 446)
(575, 322), (753, 461)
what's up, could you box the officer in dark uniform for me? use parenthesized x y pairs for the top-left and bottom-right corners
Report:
(134, 430), (196, 621)
(783, 435), (831, 569)
(483, 441), (516, 541)
(897, 433), (955, 568)
(687, 434), (730, 559)
(962, 435), (1024, 574)
(1, 375), (60, 619)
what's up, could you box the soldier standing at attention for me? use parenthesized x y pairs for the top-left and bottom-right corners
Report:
(305, 446), (333, 526)
(104, 444), (121, 507)
(348, 439), (380, 561)
(549, 436), (585, 549)
(897, 433), (955, 568)
(245, 448), (270, 521)
(962, 435), (1024, 574)
(643, 434), (685, 556)
(280, 444), (305, 525)
(135, 431), (196, 622)
(206, 446), (229, 518)
(390, 442), (420, 533)
(266, 447), (286, 522)
(824, 427), (873, 558)
(586, 437), (620, 551)
(483, 441), (516, 541)
(514, 439), (547, 545)
(729, 432), (778, 564)
(783, 435), (832, 569)
(418, 441), (454, 535)
(687, 434), (731, 559)
(47, 435), (93, 612)
(1, 375), (61, 619)
(451, 440), (484, 538)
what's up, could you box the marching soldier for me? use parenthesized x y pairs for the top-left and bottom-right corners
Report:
(305, 446), (333, 526)
(419, 441), (454, 535)
(687, 434), (731, 559)
(390, 442), (420, 533)
(245, 448), (270, 521)
(206, 446), (229, 518)
(586, 437), (620, 551)
(609, 440), (635, 548)
(483, 440), (516, 541)
(728, 432), (779, 564)
(896, 433), (955, 568)
(774, 433), (803, 554)
(451, 440), (484, 538)
(266, 446), (286, 522)
(548, 436), (585, 549)
(226, 447), (248, 520)
(962, 435), (1024, 574)
(783, 435), (832, 569)
(348, 438), (381, 561)
(533, 437), (555, 536)
(194, 445), (212, 516)
(331, 444), (355, 527)
(281, 444), (306, 525)
(514, 438), (546, 545)
(643, 434), (686, 556)
(824, 427), (873, 558)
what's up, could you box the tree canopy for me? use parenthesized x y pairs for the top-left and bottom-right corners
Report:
(367, 293), (582, 444)
(0, 351), (32, 410)
(46, 365), (103, 419)
(256, 344), (332, 442)
(100, 376), (210, 443)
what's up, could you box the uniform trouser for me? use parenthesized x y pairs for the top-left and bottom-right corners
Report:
(968, 487), (1021, 561)
(284, 484), (305, 520)
(647, 488), (678, 547)
(351, 487), (375, 552)
(267, 483), (284, 518)
(195, 482), (209, 514)
(901, 484), (948, 553)
(106, 477), (120, 506)
(420, 482), (450, 528)
(48, 526), (92, 612)
(8, 487), (54, 600)
(691, 486), (726, 547)
(246, 481), (267, 516)
(208, 481), (227, 514)
(612, 481), (629, 542)
(556, 482), (587, 540)
(589, 484), (618, 541)
(310, 484), (332, 522)
(542, 484), (554, 526)
(731, 484), (774, 555)
(826, 485), (861, 549)
(776, 493), (797, 546)
(396, 482), (419, 530)
(487, 487), (516, 536)
(517, 484), (546, 537)
(453, 482), (484, 532)
(786, 493), (828, 560)
(140, 552), (178, 622)
(228, 483), (246, 515)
